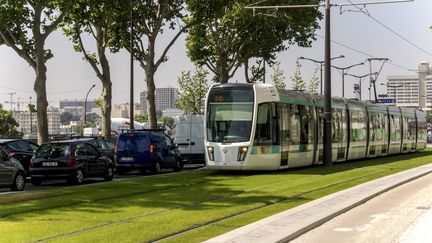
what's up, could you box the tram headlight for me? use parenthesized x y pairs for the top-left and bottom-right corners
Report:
(237, 146), (248, 161)
(207, 146), (214, 161)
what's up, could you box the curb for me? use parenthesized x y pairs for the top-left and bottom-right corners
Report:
(205, 164), (432, 243)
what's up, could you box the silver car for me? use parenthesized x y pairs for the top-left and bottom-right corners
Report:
(0, 147), (26, 191)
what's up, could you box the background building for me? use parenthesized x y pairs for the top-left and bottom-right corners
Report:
(60, 99), (97, 113)
(386, 61), (432, 111)
(140, 87), (178, 115)
(14, 107), (61, 135)
(112, 103), (141, 118)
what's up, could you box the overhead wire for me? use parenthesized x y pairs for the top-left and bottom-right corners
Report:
(344, 0), (432, 58)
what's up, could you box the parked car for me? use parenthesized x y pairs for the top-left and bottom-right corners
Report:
(30, 139), (114, 185)
(115, 129), (183, 174)
(0, 147), (26, 191)
(0, 139), (39, 176)
(72, 137), (115, 162)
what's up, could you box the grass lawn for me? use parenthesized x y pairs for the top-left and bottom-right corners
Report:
(1, 149), (432, 242)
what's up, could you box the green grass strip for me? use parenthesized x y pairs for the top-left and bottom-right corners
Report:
(0, 149), (431, 243)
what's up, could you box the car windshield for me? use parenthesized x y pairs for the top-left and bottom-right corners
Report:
(36, 144), (70, 158)
(206, 88), (254, 143)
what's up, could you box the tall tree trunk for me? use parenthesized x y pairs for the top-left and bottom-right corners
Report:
(217, 52), (229, 83)
(34, 40), (49, 144)
(97, 30), (112, 140)
(146, 70), (157, 129)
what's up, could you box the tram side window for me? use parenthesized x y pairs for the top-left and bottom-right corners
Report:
(332, 109), (342, 143)
(290, 105), (300, 145)
(281, 104), (290, 145)
(299, 105), (312, 145)
(351, 110), (366, 142)
(254, 103), (279, 146)
(390, 115), (401, 141)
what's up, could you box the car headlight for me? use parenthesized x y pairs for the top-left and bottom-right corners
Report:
(237, 146), (248, 161)
(207, 146), (214, 161)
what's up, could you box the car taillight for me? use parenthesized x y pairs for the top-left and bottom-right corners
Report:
(67, 157), (76, 167)
(114, 145), (118, 157)
(150, 144), (155, 157)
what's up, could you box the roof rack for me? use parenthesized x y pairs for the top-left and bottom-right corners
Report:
(119, 128), (165, 133)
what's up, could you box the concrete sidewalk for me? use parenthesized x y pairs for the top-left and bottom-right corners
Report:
(205, 163), (432, 243)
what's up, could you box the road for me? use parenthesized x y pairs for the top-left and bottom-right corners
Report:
(0, 163), (204, 194)
(292, 171), (432, 243)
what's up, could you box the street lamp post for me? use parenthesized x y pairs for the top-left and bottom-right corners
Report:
(332, 62), (364, 97)
(298, 55), (344, 95)
(84, 84), (96, 128)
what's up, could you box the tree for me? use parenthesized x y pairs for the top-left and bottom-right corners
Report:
(175, 67), (209, 114)
(117, 1), (188, 129)
(135, 114), (148, 123)
(0, 0), (74, 143)
(186, 0), (321, 83)
(60, 112), (74, 125)
(0, 108), (23, 138)
(291, 60), (306, 91)
(271, 62), (286, 89)
(307, 68), (320, 94)
(85, 112), (101, 127)
(158, 116), (175, 128)
(62, 0), (128, 140)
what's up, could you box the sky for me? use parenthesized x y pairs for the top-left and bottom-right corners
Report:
(0, 0), (431, 111)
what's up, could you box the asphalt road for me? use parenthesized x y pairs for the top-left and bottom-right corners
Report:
(0, 163), (205, 194)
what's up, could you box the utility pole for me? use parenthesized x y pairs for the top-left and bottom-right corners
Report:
(345, 73), (377, 100)
(367, 58), (389, 102)
(246, 0), (413, 167)
(332, 62), (364, 97)
(129, 0), (135, 130)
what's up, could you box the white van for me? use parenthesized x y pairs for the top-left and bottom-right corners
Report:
(173, 115), (205, 164)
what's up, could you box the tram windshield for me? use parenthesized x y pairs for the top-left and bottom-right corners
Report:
(206, 88), (254, 143)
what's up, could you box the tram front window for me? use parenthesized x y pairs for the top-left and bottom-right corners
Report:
(207, 87), (254, 143)
(207, 103), (253, 142)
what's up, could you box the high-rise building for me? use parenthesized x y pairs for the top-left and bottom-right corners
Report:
(13, 107), (61, 135)
(112, 103), (141, 118)
(140, 87), (178, 114)
(60, 99), (97, 113)
(386, 61), (432, 110)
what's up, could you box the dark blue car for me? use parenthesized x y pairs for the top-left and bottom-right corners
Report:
(115, 129), (182, 174)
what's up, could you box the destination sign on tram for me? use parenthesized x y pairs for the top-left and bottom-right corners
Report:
(376, 98), (396, 104)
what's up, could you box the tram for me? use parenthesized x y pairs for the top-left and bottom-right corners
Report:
(204, 83), (427, 170)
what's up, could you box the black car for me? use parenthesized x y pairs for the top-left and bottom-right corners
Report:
(30, 139), (114, 185)
(0, 139), (39, 176)
(0, 147), (26, 191)
(75, 137), (115, 162)
(115, 129), (183, 174)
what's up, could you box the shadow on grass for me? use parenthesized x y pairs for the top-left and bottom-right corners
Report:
(1, 149), (432, 239)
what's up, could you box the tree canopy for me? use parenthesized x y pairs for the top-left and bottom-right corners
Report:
(175, 67), (209, 114)
(0, 108), (23, 138)
(186, 0), (322, 83)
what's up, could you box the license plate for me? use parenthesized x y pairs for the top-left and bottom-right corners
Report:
(42, 162), (58, 167)
(121, 157), (134, 161)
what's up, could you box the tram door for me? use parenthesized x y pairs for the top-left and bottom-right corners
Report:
(281, 104), (314, 167)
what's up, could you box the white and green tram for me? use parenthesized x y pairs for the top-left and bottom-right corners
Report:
(204, 83), (426, 170)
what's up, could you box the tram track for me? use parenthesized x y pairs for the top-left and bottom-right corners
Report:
(30, 168), (396, 242)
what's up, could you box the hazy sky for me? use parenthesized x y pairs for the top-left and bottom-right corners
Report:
(0, 0), (431, 110)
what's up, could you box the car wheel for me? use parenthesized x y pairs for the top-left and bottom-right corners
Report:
(11, 172), (26, 191)
(152, 161), (161, 174)
(31, 178), (43, 186)
(68, 168), (84, 185)
(173, 159), (182, 172)
(104, 166), (114, 181)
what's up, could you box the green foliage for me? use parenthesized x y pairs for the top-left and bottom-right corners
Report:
(28, 104), (37, 113)
(0, 108), (23, 138)
(307, 68), (320, 94)
(186, 0), (322, 83)
(60, 112), (74, 125)
(271, 62), (286, 89)
(175, 67), (209, 114)
(135, 115), (148, 123)
(158, 116), (175, 128)
(85, 112), (101, 127)
(291, 60), (305, 91)
(156, 110), (163, 119)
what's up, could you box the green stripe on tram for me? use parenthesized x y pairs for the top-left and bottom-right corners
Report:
(251, 146), (281, 154)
